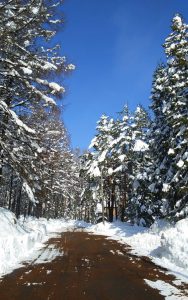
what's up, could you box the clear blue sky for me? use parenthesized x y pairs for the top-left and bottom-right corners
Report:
(58, 0), (188, 150)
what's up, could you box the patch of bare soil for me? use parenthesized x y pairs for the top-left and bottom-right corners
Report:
(0, 230), (187, 300)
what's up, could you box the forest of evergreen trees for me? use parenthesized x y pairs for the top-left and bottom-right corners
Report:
(0, 2), (187, 227)
(80, 14), (188, 226)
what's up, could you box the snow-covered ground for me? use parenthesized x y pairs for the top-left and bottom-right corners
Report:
(0, 208), (80, 278)
(1, 207), (188, 299)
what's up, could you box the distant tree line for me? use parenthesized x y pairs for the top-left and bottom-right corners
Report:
(0, 0), (81, 219)
(80, 15), (188, 226)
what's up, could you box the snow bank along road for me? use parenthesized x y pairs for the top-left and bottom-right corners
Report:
(0, 229), (188, 300)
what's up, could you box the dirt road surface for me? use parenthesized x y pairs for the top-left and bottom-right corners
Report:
(0, 230), (187, 300)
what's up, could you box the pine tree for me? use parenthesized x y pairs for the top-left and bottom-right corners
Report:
(127, 106), (152, 226)
(162, 14), (188, 219)
(81, 106), (150, 223)
(81, 115), (114, 222)
(149, 15), (188, 221)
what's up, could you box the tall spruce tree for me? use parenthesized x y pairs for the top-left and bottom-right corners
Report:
(126, 106), (152, 226)
(149, 15), (188, 221)
(162, 14), (188, 219)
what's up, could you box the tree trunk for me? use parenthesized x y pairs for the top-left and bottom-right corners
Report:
(8, 169), (14, 210)
(0, 93), (12, 186)
(109, 182), (115, 223)
(115, 197), (118, 220)
(120, 174), (127, 222)
(28, 201), (33, 216)
(35, 202), (43, 218)
(16, 183), (22, 218)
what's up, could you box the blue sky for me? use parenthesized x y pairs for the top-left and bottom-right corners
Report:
(58, 0), (188, 150)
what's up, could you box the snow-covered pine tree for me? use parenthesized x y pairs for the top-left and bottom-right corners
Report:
(106, 105), (150, 223)
(126, 105), (152, 226)
(81, 114), (117, 222)
(162, 14), (188, 219)
(149, 15), (188, 221)
(108, 105), (133, 221)
(81, 105), (151, 223)
(141, 64), (170, 222)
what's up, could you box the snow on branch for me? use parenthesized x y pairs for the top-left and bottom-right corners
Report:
(22, 181), (38, 204)
(36, 78), (65, 94)
(0, 100), (35, 134)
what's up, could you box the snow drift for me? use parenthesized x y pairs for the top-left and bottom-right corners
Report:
(0, 208), (79, 277)
(0, 208), (47, 277)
